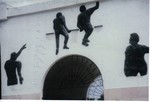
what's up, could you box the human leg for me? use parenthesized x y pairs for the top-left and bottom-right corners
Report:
(86, 24), (93, 40)
(82, 25), (93, 46)
(55, 32), (60, 55)
(82, 34), (89, 46)
(61, 30), (69, 49)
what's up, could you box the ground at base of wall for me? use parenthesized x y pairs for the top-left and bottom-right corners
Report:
(2, 86), (148, 100)
(104, 86), (148, 101)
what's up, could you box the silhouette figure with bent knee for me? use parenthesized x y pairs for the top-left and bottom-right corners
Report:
(53, 12), (71, 55)
(4, 44), (26, 86)
(77, 1), (99, 46)
(124, 33), (149, 77)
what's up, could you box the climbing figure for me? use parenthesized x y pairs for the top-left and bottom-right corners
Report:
(124, 33), (149, 77)
(53, 12), (71, 55)
(77, 1), (99, 46)
(4, 44), (26, 86)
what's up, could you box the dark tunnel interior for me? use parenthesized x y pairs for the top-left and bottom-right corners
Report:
(43, 55), (104, 100)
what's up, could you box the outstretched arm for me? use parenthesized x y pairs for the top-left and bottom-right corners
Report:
(16, 44), (26, 59)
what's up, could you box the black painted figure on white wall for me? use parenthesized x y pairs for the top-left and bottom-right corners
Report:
(77, 1), (99, 46)
(124, 33), (149, 77)
(4, 44), (26, 86)
(53, 12), (71, 55)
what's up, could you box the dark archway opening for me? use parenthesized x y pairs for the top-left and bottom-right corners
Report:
(43, 55), (104, 100)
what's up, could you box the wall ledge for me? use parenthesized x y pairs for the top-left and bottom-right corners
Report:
(7, 0), (98, 18)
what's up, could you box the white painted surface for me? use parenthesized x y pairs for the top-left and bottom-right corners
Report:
(2, 0), (53, 7)
(6, 0), (98, 17)
(0, 2), (7, 21)
(1, 0), (149, 97)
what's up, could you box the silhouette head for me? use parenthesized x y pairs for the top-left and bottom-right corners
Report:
(80, 5), (86, 12)
(56, 12), (62, 18)
(10, 52), (17, 61)
(129, 33), (139, 46)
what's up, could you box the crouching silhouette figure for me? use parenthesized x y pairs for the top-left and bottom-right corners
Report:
(77, 1), (99, 46)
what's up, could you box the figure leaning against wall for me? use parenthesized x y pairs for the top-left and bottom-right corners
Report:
(77, 1), (99, 46)
(53, 12), (71, 55)
(4, 44), (26, 86)
(124, 33), (149, 77)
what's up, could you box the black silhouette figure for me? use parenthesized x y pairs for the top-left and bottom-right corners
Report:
(124, 33), (149, 77)
(53, 12), (71, 55)
(77, 1), (99, 46)
(4, 44), (26, 86)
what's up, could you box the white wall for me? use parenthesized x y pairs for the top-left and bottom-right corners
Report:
(0, 2), (7, 21)
(1, 0), (149, 97)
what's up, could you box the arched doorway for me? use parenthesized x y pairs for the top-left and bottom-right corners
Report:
(43, 55), (104, 100)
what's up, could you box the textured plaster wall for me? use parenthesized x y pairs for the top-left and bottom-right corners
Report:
(0, 0), (149, 98)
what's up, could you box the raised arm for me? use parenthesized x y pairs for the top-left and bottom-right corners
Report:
(86, 1), (99, 16)
(93, 1), (99, 10)
(16, 44), (26, 59)
(95, 1), (99, 9)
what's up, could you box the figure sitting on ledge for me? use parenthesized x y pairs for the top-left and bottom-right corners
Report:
(77, 1), (99, 46)
(53, 12), (71, 55)
(4, 44), (26, 86)
(124, 33), (149, 77)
